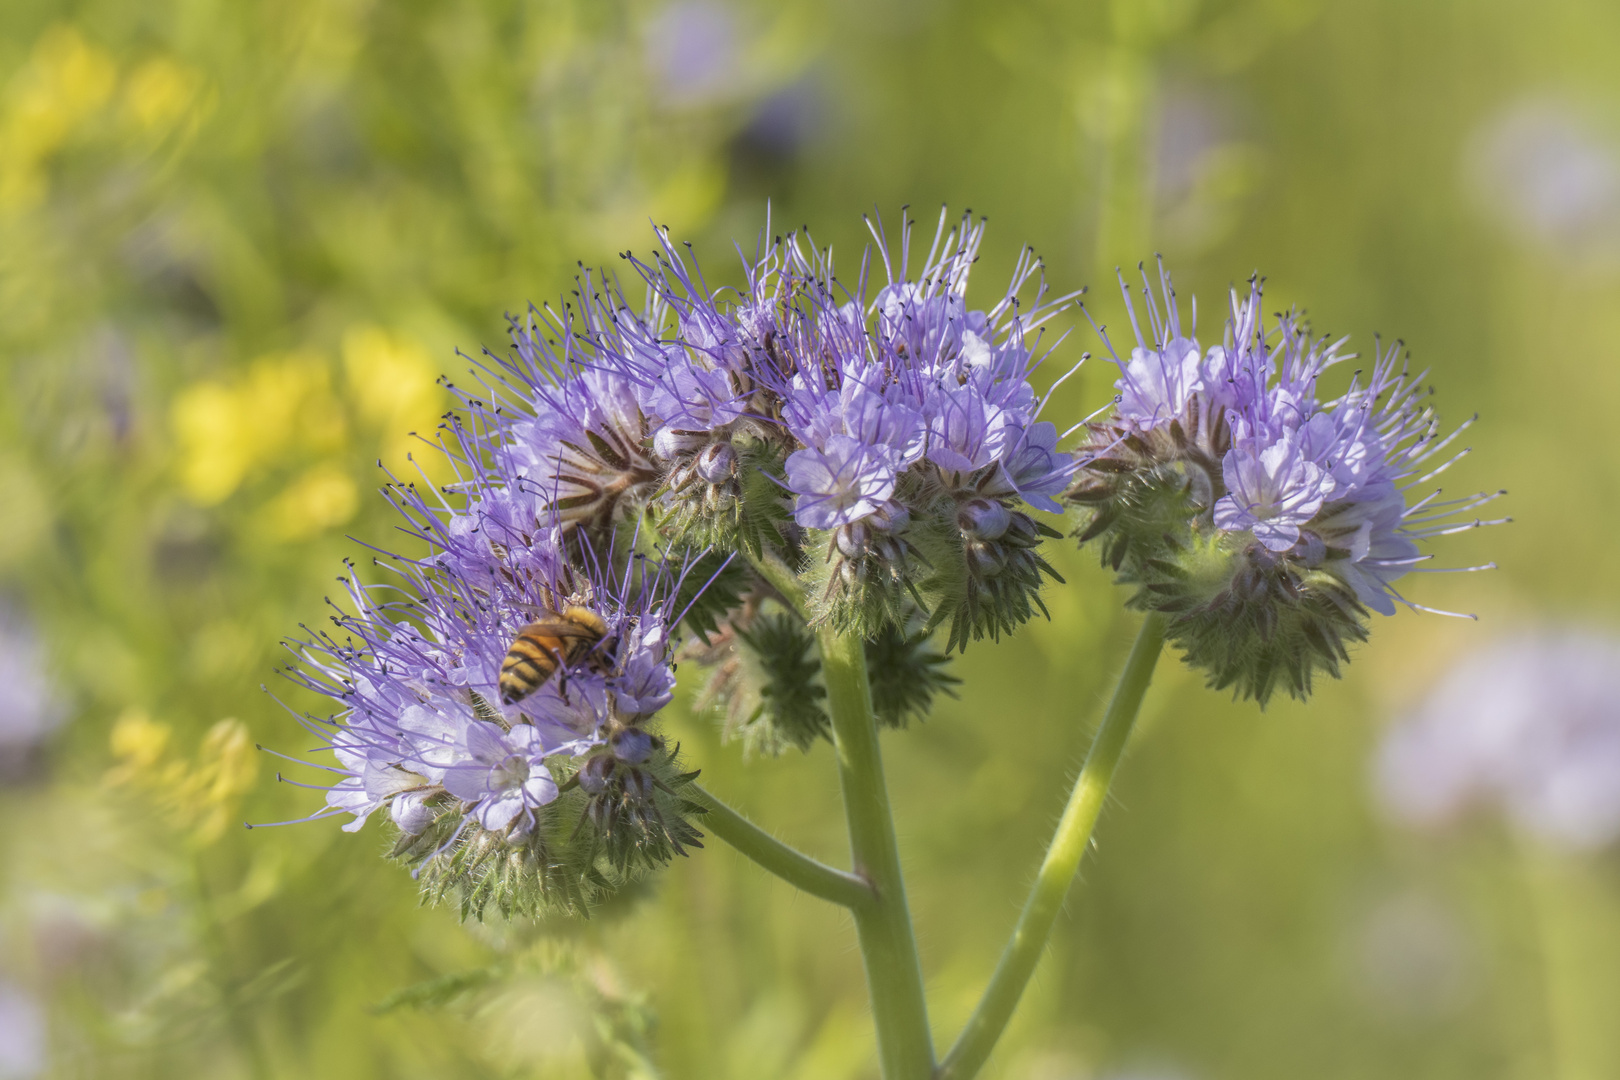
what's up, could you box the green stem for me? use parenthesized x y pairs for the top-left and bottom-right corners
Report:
(690, 783), (875, 909)
(744, 547), (807, 617)
(190, 853), (273, 1080)
(1517, 834), (1620, 1080)
(818, 625), (936, 1080)
(938, 612), (1167, 1080)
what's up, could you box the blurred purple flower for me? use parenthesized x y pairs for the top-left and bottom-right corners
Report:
(0, 605), (64, 783)
(1375, 627), (1620, 850)
(1468, 98), (1620, 258)
(740, 78), (824, 158)
(0, 979), (44, 1079)
(644, 1), (742, 107)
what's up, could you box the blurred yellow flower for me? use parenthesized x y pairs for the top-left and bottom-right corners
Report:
(122, 56), (210, 139)
(0, 25), (117, 211)
(342, 324), (449, 478)
(259, 461), (359, 540)
(106, 711), (259, 845)
(107, 709), (172, 777)
(171, 352), (347, 504)
(171, 382), (250, 504)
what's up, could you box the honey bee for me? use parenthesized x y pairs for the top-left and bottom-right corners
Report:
(498, 606), (610, 705)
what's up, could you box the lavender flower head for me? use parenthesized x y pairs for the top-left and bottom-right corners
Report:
(279, 465), (703, 915)
(1375, 627), (1620, 850)
(560, 208), (1082, 649)
(749, 210), (1080, 647)
(1068, 264), (1504, 703)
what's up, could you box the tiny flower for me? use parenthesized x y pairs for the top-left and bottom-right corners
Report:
(613, 621), (677, 715)
(643, 354), (749, 435)
(326, 738), (434, 834)
(998, 422), (1072, 513)
(441, 720), (559, 836)
(926, 382), (1013, 475)
(1117, 338), (1205, 431)
(1213, 428), (1336, 551)
(785, 435), (896, 530)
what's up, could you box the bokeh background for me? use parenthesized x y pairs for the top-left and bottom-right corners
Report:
(2, 0), (1617, 1076)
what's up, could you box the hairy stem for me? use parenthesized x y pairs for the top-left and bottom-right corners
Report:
(744, 547), (807, 617)
(690, 783), (875, 909)
(818, 625), (936, 1079)
(939, 612), (1167, 1080)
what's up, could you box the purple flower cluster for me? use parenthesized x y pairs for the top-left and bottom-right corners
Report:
(1070, 265), (1502, 702)
(511, 209), (1079, 643)
(287, 500), (682, 848)
(1095, 265), (1496, 612)
(1098, 268), (1500, 617)
(773, 219), (1075, 536)
(765, 218), (1077, 645)
(592, 211), (1077, 551)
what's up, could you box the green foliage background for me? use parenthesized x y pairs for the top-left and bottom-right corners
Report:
(0, 0), (1614, 1076)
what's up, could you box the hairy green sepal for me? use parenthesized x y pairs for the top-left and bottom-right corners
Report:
(1076, 462), (1370, 705)
(399, 744), (704, 920)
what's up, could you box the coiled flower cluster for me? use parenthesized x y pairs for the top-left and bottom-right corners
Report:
(1067, 266), (1503, 703)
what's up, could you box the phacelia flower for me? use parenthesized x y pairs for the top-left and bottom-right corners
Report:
(1213, 425), (1337, 552)
(441, 720), (560, 836)
(759, 210), (1082, 647)
(785, 434), (898, 529)
(482, 303), (662, 543)
(280, 477), (706, 916)
(1068, 264), (1503, 704)
(538, 208), (1084, 650)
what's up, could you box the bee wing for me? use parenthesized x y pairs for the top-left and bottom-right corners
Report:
(517, 619), (601, 639)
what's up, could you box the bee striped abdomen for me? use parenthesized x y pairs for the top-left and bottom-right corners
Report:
(497, 608), (609, 705)
(499, 631), (562, 704)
